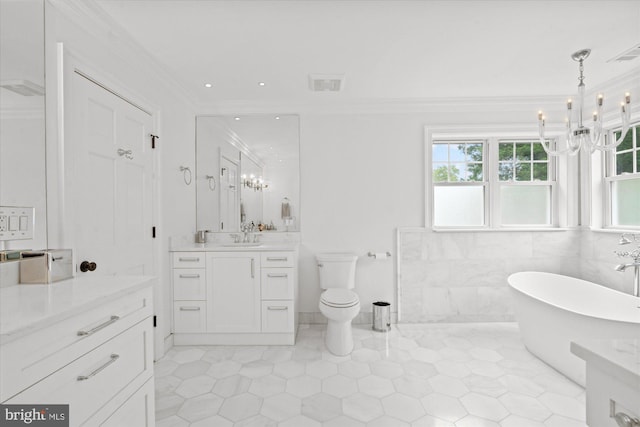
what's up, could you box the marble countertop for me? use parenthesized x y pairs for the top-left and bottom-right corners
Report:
(171, 243), (299, 252)
(0, 275), (155, 344)
(571, 338), (640, 389)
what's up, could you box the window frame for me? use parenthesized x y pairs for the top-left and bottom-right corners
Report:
(426, 128), (560, 231)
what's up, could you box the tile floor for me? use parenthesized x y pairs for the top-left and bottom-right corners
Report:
(155, 323), (588, 427)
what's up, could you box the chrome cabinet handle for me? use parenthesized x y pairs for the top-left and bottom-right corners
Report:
(77, 315), (119, 336)
(267, 306), (288, 311)
(179, 306), (201, 311)
(266, 257), (288, 262)
(117, 148), (133, 160)
(77, 354), (119, 381)
(179, 273), (201, 279)
(178, 257), (200, 262)
(267, 273), (288, 278)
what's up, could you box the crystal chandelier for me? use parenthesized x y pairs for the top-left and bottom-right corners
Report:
(537, 48), (632, 156)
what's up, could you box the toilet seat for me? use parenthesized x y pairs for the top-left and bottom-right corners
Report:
(321, 289), (359, 308)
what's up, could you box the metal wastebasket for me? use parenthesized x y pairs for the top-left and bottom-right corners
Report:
(372, 301), (391, 332)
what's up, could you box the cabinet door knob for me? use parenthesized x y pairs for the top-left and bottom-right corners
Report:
(80, 261), (97, 272)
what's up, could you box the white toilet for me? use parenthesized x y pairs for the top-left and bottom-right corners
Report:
(317, 252), (360, 356)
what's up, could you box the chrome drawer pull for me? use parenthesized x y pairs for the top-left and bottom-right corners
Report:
(77, 354), (119, 381)
(267, 306), (288, 311)
(267, 273), (288, 278)
(178, 257), (200, 262)
(179, 273), (201, 279)
(77, 315), (119, 336)
(266, 257), (288, 262)
(179, 306), (201, 311)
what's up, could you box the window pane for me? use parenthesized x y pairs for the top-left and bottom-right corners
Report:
(615, 130), (633, 152)
(515, 163), (531, 181)
(498, 162), (513, 181)
(432, 163), (450, 182)
(467, 163), (483, 181)
(499, 144), (513, 161)
(500, 186), (551, 225)
(432, 144), (448, 162)
(617, 152), (634, 175)
(433, 186), (484, 227)
(533, 163), (548, 181)
(611, 178), (640, 226)
(449, 144), (466, 162)
(466, 143), (483, 162)
(532, 143), (548, 161)
(516, 143), (531, 161)
(449, 163), (466, 181)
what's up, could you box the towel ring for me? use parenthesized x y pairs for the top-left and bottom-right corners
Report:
(179, 166), (192, 185)
(206, 175), (216, 191)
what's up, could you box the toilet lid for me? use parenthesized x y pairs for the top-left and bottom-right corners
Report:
(321, 289), (359, 307)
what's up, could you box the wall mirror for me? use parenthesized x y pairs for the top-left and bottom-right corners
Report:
(0, 0), (47, 250)
(196, 115), (300, 233)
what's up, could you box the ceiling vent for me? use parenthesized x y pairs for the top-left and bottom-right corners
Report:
(0, 79), (45, 96)
(607, 44), (640, 62)
(308, 74), (345, 92)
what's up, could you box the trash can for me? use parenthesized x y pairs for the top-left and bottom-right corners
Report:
(372, 301), (391, 332)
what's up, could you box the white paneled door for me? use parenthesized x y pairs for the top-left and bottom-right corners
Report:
(65, 68), (154, 277)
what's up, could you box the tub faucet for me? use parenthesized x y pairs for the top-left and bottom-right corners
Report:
(615, 233), (640, 297)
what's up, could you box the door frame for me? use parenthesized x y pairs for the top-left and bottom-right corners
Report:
(51, 43), (165, 358)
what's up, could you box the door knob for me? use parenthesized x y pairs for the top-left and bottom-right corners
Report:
(80, 261), (97, 272)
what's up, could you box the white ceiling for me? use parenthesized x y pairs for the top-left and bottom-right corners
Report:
(93, 0), (640, 109)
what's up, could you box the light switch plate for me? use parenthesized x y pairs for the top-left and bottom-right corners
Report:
(0, 206), (34, 241)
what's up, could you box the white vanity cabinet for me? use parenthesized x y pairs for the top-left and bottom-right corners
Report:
(172, 246), (298, 345)
(172, 252), (207, 333)
(0, 277), (155, 427)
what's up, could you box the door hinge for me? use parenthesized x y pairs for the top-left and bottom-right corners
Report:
(153, 315), (157, 327)
(152, 226), (156, 238)
(150, 134), (159, 149)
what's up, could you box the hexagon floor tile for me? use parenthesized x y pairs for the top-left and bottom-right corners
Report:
(155, 323), (588, 426)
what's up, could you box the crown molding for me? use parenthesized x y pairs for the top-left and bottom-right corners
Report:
(46, 0), (198, 112)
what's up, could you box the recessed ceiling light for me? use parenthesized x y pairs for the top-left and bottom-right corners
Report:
(204, 83), (212, 88)
(234, 117), (240, 121)
(258, 82), (266, 87)
(275, 116), (280, 120)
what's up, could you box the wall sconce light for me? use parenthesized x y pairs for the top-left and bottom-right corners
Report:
(241, 174), (268, 191)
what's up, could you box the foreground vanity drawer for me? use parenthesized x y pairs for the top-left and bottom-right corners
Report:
(7, 318), (152, 426)
(172, 252), (205, 269)
(261, 252), (295, 268)
(0, 287), (152, 402)
(173, 269), (206, 300)
(261, 300), (294, 333)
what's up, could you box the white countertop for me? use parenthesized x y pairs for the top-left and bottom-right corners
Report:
(0, 275), (155, 344)
(571, 338), (640, 389)
(171, 243), (299, 252)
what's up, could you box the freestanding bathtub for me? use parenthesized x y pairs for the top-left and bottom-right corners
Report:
(508, 271), (640, 386)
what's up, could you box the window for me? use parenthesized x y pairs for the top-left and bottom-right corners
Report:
(432, 141), (486, 227)
(429, 135), (556, 229)
(606, 124), (640, 227)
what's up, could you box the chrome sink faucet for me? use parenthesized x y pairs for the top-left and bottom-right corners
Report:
(240, 222), (255, 243)
(615, 233), (640, 297)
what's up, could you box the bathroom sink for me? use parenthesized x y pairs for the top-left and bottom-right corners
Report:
(221, 243), (263, 247)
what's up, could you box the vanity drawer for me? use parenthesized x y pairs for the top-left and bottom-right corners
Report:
(261, 268), (294, 300)
(261, 300), (294, 333)
(173, 301), (207, 333)
(173, 269), (206, 300)
(261, 252), (294, 268)
(7, 318), (152, 426)
(0, 287), (152, 402)
(172, 252), (205, 269)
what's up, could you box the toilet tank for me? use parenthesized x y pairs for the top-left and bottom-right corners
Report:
(317, 252), (358, 289)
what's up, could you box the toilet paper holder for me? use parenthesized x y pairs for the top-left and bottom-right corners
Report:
(367, 251), (391, 259)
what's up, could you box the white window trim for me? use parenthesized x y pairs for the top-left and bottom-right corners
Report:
(426, 126), (567, 231)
